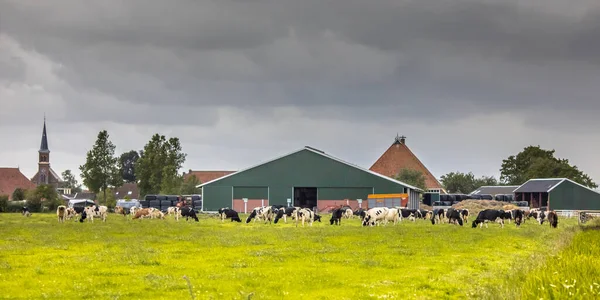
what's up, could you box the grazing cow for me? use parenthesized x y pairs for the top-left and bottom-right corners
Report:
(132, 208), (151, 220)
(343, 208), (354, 219)
(130, 206), (141, 216)
(245, 206), (273, 224)
(362, 207), (389, 226)
(295, 208), (315, 227)
(274, 207), (299, 224)
(547, 211), (558, 228)
(167, 207), (180, 217)
(446, 208), (464, 226)
(151, 210), (165, 219)
(383, 208), (400, 225)
(430, 209), (442, 225)
(499, 210), (512, 224)
(218, 208), (242, 222)
(80, 205), (108, 222)
(399, 209), (418, 222)
(472, 209), (505, 228)
(511, 209), (524, 227)
(22, 206), (31, 217)
(353, 208), (366, 220)
(179, 207), (199, 222)
(330, 207), (344, 225)
(56, 205), (67, 223)
(416, 209), (431, 220)
(460, 209), (470, 223)
(65, 207), (77, 220)
(313, 213), (322, 222)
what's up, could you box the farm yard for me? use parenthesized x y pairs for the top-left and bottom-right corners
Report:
(1, 210), (599, 300)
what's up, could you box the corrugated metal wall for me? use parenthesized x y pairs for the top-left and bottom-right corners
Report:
(550, 181), (600, 210)
(408, 189), (421, 209)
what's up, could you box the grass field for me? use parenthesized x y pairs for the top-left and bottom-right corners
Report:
(0, 212), (594, 299)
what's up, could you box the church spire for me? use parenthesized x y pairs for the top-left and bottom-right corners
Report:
(40, 116), (49, 153)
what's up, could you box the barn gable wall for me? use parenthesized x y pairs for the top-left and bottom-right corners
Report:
(550, 180), (600, 210)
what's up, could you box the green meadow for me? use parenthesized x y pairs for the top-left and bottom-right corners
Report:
(0, 212), (597, 299)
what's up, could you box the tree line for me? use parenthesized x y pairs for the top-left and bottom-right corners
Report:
(394, 145), (598, 193)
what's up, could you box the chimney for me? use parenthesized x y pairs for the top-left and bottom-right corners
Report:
(400, 136), (406, 144)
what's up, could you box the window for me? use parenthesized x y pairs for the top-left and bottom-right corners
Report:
(40, 174), (46, 183)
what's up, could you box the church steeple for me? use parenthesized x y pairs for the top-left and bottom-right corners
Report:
(40, 116), (49, 153)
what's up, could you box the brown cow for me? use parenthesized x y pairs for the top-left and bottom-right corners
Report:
(132, 208), (151, 220)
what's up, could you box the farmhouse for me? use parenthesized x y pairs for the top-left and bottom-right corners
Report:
(0, 167), (37, 200)
(513, 178), (600, 211)
(197, 146), (422, 212)
(370, 135), (446, 194)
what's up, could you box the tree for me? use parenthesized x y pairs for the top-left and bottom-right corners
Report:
(180, 174), (201, 195)
(394, 168), (427, 191)
(26, 184), (60, 212)
(440, 172), (500, 194)
(12, 188), (27, 201)
(119, 150), (140, 183)
(61, 170), (82, 193)
(135, 134), (187, 197)
(79, 130), (122, 205)
(95, 188), (117, 208)
(500, 145), (597, 188)
(0, 195), (8, 212)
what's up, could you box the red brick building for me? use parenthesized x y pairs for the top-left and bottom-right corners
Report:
(0, 167), (36, 200)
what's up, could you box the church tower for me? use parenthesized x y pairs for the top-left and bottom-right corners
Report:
(38, 117), (50, 185)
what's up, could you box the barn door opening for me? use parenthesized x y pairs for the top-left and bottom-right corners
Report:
(294, 187), (317, 209)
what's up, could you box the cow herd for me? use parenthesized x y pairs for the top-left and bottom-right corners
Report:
(52, 203), (559, 229)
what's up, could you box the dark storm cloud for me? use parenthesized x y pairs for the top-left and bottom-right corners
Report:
(1, 0), (600, 124)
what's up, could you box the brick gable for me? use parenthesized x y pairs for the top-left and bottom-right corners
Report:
(0, 168), (37, 200)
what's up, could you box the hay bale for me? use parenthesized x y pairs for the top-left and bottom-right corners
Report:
(452, 200), (515, 216)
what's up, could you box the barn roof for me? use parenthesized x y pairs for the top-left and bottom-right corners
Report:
(513, 178), (600, 195)
(470, 185), (520, 195)
(197, 146), (423, 192)
(0, 167), (37, 200)
(369, 135), (444, 191)
(183, 170), (236, 184)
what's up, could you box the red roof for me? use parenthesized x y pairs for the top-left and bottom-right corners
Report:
(369, 137), (444, 191)
(0, 168), (37, 200)
(183, 170), (236, 184)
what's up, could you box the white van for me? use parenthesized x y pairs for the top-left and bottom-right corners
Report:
(115, 199), (142, 210)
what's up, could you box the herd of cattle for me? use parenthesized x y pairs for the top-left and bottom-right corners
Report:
(49, 202), (559, 229)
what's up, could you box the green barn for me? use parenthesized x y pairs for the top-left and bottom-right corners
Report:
(513, 178), (600, 211)
(197, 146), (422, 212)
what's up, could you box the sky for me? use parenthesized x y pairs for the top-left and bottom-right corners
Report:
(1, 0), (600, 187)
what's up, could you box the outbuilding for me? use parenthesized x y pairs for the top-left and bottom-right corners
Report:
(198, 146), (422, 212)
(513, 178), (600, 211)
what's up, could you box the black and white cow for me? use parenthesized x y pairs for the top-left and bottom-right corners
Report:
(362, 207), (389, 226)
(528, 209), (546, 224)
(218, 207), (242, 222)
(472, 209), (504, 228)
(274, 207), (299, 224)
(510, 209), (524, 227)
(295, 208), (316, 227)
(399, 209), (418, 222)
(446, 208), (464, 226)
(22, 206), (31, 217)
(330, 207), (344, 225)
(417, 209), (431, 220)
(430, 208), (442, 225)
(460, 209), (470, 223)
(500, 210), (513, 224)
(547, 210), (558, 228)
(246, 206), (274, 224)
(180, 207), (199, 222)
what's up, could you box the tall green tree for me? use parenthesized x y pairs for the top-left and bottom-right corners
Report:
(180, 174), (201, 195)
(119, 150), (140, 183)
(26, 184), (60, 212)
(61, 169), (82, 193)
(440, 171), (500, 194)
(500, 145), (597, 188)
(79, 130), (122, 205)
(11, 188), (27, 201)
(135, 134), (187, 196)
(394, 168), (427, 191)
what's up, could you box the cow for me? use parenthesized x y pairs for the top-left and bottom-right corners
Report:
(22, 206), (31, 217)
(460, 209), (470, 223)
(179, 207), (199, 222)
(246, 206), (273, 224)
(274, 207), (299, 224)
(430, 208), (442, 225)
(330, 207), (344, 225)
(343, 208), (354, 219)
(383, 208), (400, 225)
(151, 209), (165, 219)
(446, 208), (463, 226)
(313, 213), (322, 222)
(416, 209), (431, 220)
(80, 205), (108, 222)
(500, 210), (512, 224)
(132, 208), (151, 220)
(218, 208), (242, 222)
(547, 211), (558, 228)
(511, 209), (524, 227)
(56, 205), (67, 223)
(167, 207), (180, 217)
(130, 206), (141, 216)
(295, 208), (315, 227)
(472, 209), (505, 228)
(353, 208), (366, 220)
(399, 209), (418, 222)
(362, 207), (390, 226)
(65, 207), (77, 220)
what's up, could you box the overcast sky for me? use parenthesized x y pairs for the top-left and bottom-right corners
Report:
(2, 0), (600, 187)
